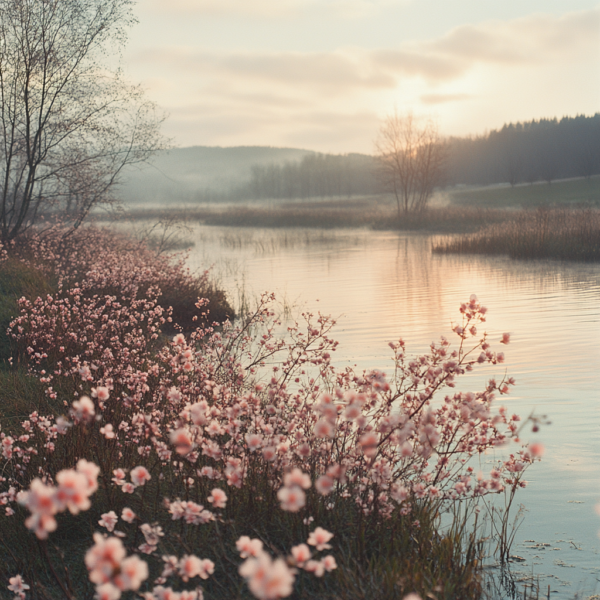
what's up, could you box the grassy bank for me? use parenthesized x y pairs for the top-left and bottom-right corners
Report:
(433, 207), (600, 261)
(0, 230), (540, 600)
(447, 176), (600, 209)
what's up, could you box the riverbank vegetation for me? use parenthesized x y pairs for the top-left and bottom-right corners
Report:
(0, 227), (542, 599)
(433, 207), (600, 262)
(109, 172), (600, 263)
(110, 200), (513, 234)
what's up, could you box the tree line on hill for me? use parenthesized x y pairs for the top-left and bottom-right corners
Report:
(219, 114), (599, 202)
(446, 114), (600, 187)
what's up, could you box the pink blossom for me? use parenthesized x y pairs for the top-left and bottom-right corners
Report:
(170, 428), (195, 455)
(207, 488), (227, 509)
(76, 459), (100, 494)
(315, 475), (334, 495)
(113, 555), (149, 591)
(18, 478), (58, 539)
(321, 555), (337, 572)
(167, 387), (183, 404)
(290, 544), (311, 566)
(55, 469), (92, 514)
(93, 386), (110, 402)
(173, 333), (186, 346)
(236, 536), (264, 558)
(121, 508), (136, 523)
(178, 555), (203, 582)
(100, 424), (115, 439)
(71, 396), (95, 422)
(277, 485), (306, 512)
(359, 431), (379, 457)
(112, 469), (126, 484)
(528, 443), (545, 457)
(304, 560), (324, 577)
(130, 466), (152, 486)
(99, 511), (119, 532)
(79, 366), (92, 381)
(283, 468), (311, 490)
(85, 533), (127, 585)
(245, 433), (263, 451)
(95, 583), (121, 600)
(307, 527), (333, 551)
(8, 575), (30, 594)
(344, 403), (362, 421)
(314, 418), (335, 439)
(262, 446), (276, 461)
(239, 551), (294, 600)
(500, 332), (511, 344)
(140, 523), (164, 546)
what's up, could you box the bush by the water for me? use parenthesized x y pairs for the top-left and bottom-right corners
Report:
(0, 230), (542, 600)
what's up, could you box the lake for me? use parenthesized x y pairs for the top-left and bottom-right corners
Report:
(183, 225), (600, 598)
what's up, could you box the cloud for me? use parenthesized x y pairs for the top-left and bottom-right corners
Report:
(420, 93), (472, 105)
(161, 103), (381, 151)
(373, 49), (467, 81)
(426, 9), (600, 66)
(134, 48), (397, 95)
(134, 8), (600, 96)
(144, 0), (408, 19)
(129, 8), (600, 151)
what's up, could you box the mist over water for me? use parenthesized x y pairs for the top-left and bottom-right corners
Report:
(185, 225), (600, 598)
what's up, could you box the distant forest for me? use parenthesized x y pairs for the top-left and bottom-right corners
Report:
(226, 114), (600, 201)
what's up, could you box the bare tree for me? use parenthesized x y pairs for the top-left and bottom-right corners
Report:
(374, 111), (445, 217)
(0, 0), (165, 242)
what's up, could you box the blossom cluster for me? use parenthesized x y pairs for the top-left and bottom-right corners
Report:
(0, 226), (540, 600)
(17, 459), (99, 538)
(237, 528), (336, 600)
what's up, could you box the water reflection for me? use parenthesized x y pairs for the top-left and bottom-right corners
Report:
(185, 226), (600, 598)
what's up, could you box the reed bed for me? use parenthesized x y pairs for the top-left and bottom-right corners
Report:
(114, 203), (517, 234)
(434, 208), (600, 261)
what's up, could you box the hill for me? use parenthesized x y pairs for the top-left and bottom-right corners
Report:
(118, 146), (314, 205)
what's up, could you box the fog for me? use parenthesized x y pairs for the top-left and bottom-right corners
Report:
(118, 113), (600, 207)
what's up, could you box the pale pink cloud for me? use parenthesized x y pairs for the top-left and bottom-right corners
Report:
(144, 0), (409, 19)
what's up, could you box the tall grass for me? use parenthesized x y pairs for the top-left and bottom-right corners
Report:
(114, 203), (517, 234)
(434, 208), (600, 261)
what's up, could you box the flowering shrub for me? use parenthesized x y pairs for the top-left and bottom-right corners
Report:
(0, 230), (541, 599)
(10, 226), (232, 330)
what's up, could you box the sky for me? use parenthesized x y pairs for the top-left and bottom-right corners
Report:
(122, 0), (600, 153)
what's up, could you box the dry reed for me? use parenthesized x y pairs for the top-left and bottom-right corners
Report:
(434, 207), (600, 261)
